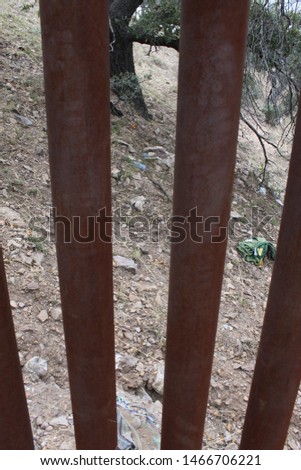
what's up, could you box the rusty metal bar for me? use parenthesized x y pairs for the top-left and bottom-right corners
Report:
(0, 247), (34, 449)
(161, 0), (250, 450)
(39, 1), (117, 449)
(240, 100), (301, 450)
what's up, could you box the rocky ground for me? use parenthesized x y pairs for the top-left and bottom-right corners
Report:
(1, 0), (300, 450)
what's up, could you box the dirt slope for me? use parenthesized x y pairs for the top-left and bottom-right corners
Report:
(1, 0), (300, 450)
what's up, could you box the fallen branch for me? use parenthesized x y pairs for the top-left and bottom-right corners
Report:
(148, 176), (172, 202)
(240, 113), (285, 185)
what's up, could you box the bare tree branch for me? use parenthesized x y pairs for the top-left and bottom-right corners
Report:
(128, 28), (179, 51)
(240, 113), (288, 185)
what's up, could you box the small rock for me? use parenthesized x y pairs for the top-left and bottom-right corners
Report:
(36, 416), (44, 427)
(111, 168), (121, 179)
(131, 416), (142, 429)
(230, 210), (243, 220)
(155, 292), (163, 306)
(116, 354), (138, 373)
(226, 442), (237, 450)
(18, 351), (25, 366)
(128, 293), (138, 302)
(227, 282), (235, 290)
(240, 361), (255, 372)
(151, 361), (165, 396)
(32, 252), (44, 265)
(144, 146), (168, 156)
(37, 310), (48, 323)
(136, 362), (145, 376)
(0, 206), (26, 227)
(13, 113), (33, 126)
(123, 330), (134, 341)
(59, 440), (75, 450)
(114, 139), (136, 154)
(50, 307), (62, 321)
(233, 362), (255, 372)
(42, 174), (50, 185)
(223, 312), (238, 320)
(210, 378), (218, 388)
(10, 300), (18, 309)
(25, 356), (48, 378)
(131, 300), (143, 311)
(137, 244), (149, 255)
(20, 254), (33, 265)
(213, 399), (222, 407)
(160, 157), (174, 169)
(114, 255), (137, 274)
(236, 178), (246, 188)
(27, 282), (40, 291)
(131, 195), (146, 212)
(154, 111), (164, 121)
(49, 415), (69, 427)
(23, 164), (33, 172)
(287, 436), (300, 450)
(135, 283), (153, 293)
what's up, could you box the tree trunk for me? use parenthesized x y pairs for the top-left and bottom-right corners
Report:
(110, 0), (150, 119)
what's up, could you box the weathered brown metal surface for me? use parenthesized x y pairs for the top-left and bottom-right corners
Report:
(240, 100), (301, 450)
(161, 0), (250, 450)
(39, 1), (117, 449)
(0, 247), (34, 449)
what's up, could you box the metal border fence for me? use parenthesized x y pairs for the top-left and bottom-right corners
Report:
(1, 0), (300, 450)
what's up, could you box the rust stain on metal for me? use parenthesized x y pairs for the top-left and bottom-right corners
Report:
(0, 247), (34, 449)
(161, 0), (250, 450)
(39, 0), (117, 449)
(240, 99), (301, 449)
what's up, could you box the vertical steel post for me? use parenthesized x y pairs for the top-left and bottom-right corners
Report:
(0, 247), (34, 449)
(39, 1), (117, 449)
(240, 100), (301, 450)
(161, 0), (250, 450)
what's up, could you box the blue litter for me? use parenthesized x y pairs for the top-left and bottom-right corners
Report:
(132, 161), (147, 171)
